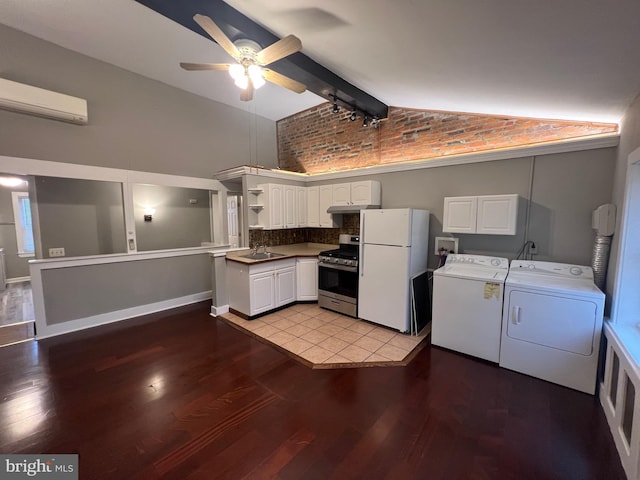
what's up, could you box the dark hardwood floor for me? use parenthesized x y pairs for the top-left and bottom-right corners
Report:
(0, 302), (625, 479)
(0, 281), (35, 347)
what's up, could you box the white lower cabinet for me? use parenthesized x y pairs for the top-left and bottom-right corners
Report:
(249, 270), (275, 315)
(276, 266), (296, 306)
(227, 258), (297, 317)
(296, 258), (318, 301)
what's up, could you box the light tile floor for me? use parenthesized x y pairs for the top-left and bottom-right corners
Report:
(221, 303), (430, 368)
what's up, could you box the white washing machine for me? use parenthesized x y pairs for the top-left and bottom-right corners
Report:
(432, 254), (509, 362)
(500, 260), (604, 394)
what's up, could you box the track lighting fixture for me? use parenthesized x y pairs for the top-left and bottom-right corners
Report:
(330, 94), (379, 127)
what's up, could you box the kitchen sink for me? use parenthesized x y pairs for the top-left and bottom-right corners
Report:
(240, 252), (287, 260)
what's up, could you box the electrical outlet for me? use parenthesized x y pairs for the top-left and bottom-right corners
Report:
(530, 242), (538, 255)
(49, 247), (65, 257)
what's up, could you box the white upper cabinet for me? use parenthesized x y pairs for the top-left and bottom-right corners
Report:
(443, 194), (518, 235)
(296, 186), (307, 227)
(476, 194), (519, 235)
(332, 183), (351, 206)
(443, 196), (477, 234)
(307, 186), (320, 227)
(351, 180), (381, 205)
(255, 183), (284, 229)
(283, 185), (297, 229)
(331, 180), (381, 206)
(319, 185), (341, 227)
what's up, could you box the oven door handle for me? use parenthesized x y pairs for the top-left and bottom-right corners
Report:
(318, 263), (358, 273)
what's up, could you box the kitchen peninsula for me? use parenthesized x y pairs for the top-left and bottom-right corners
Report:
(226, 242), (335, 318)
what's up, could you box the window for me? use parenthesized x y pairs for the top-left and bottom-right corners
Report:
(11, 191), (35, 257)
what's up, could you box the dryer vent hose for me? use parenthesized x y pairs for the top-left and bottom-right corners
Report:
(591, 235), (611, 292)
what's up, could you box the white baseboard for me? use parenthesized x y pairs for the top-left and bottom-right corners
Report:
(36, 291), (212, 340)
(210, 304), (229, 317)
(7, 276), (30, 284)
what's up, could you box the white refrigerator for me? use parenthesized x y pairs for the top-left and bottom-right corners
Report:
(358, 208), (430, 333)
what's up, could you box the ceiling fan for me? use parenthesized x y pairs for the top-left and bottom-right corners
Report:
(180, 14), (306, 101)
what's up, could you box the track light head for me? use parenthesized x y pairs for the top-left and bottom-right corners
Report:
(363, 116), (370, 127)
(349, 109), (357, 122)
(371, 117), (380, 129)
(332, 102), (340, 114)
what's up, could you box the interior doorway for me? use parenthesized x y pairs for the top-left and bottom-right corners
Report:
(227, 193), (243, 248)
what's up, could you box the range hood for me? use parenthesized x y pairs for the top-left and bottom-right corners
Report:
(326, 204), (381, 214)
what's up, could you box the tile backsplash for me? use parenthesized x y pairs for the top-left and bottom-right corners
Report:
(249, 213), (360, 247)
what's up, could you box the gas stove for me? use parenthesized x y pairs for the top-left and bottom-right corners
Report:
(318, 235), (359, 269)
(318, 234), (360, 318)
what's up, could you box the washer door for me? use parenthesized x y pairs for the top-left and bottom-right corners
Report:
(506, 290), (598, 356)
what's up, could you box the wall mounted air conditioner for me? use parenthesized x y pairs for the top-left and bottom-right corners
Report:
(0, 78), (88, 125)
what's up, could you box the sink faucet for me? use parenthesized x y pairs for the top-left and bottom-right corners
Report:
(252, 243), (268, 255)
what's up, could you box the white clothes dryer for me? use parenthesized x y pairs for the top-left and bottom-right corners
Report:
(432, 254), (509, 362)
(500, 260), (604, 394)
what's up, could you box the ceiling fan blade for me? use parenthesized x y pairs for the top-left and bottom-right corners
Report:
(240, 78), (255, 102)
(263, 69), (306, 94)
(180, 63), (232, 71)
(256, 35), (302, 65)
(193, 14), (240, 60)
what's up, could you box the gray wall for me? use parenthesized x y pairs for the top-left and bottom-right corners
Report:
(311, 148), (616, 270)
(0, 180), (31, 278)
(34, 176), (127, 258)
(0, 24), (277, 177)
(41, 254), (212, 324)
(134, 184), (212, 251)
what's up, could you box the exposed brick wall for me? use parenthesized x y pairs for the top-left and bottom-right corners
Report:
(277, 105), (618, 173)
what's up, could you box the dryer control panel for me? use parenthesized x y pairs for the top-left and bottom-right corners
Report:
(446, 254), (509, 269)
(510, 260), (594, 280)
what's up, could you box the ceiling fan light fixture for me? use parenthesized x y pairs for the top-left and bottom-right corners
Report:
(184, 14), (306, 101)
(234, 75), (249, 90)
(248, 65), (265, 89)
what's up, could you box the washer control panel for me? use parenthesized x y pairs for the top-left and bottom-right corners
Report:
(445, 254), (509, 269)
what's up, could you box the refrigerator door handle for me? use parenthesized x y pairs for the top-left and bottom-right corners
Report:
(359, 217), (365, 276)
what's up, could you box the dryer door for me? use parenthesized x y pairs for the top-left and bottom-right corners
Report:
(506, 290), (598, 356)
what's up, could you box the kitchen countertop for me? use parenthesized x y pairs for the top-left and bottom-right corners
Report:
(225, 242), (336, 264)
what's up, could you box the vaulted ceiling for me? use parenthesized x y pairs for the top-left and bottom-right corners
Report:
(2, 0), (640, 123)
